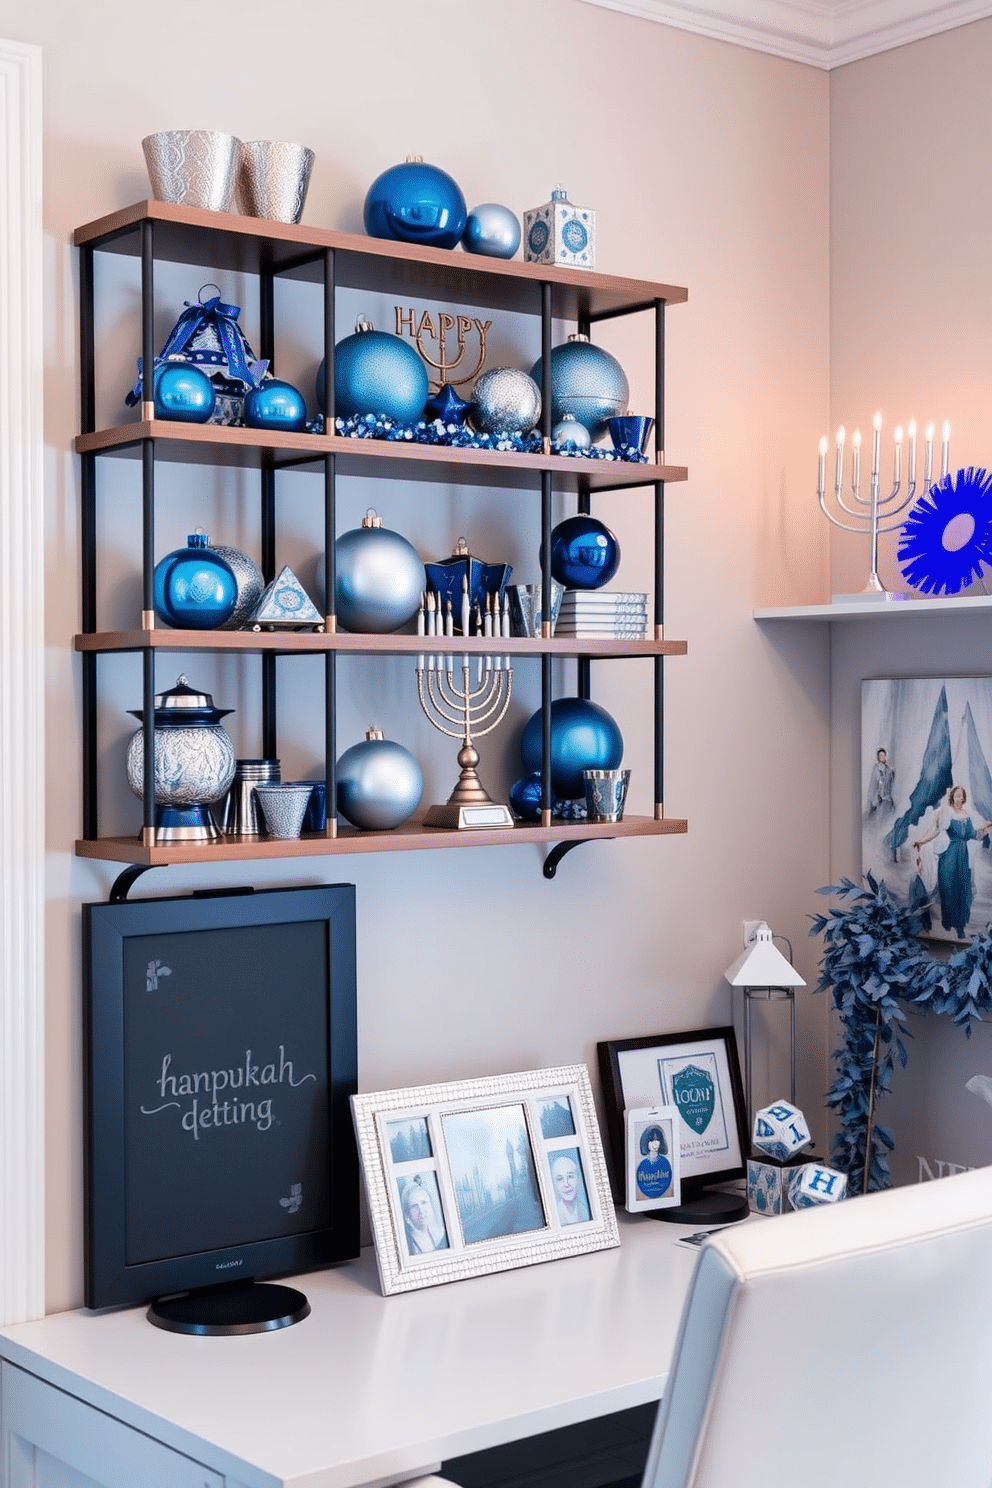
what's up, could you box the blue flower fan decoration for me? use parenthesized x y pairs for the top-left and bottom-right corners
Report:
(898, 466), (992, 595)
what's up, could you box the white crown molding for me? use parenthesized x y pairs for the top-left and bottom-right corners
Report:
(580, 0), (992, 66)
(0, 36), (45, 1327)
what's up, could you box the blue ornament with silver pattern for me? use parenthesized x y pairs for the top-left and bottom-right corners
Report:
(150, 357), (216, 423)
(363, 155), (467, 249)
(531, 334), (629, 442)
(317, 317), (428, 425)
(153, 532), (238, 628)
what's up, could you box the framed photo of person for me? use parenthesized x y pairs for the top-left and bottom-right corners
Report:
(351, 1065), (619, 1295)
(597, 1028), (748, 1207)
(624, 1105), (681, 1213)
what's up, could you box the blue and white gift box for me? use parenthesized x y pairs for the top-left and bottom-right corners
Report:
(747, 1152), (807, 1216)
(523, 186), (595, 270)
(787, 1162), (848, 1209)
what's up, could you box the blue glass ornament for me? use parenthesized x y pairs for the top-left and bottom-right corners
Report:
(152, 358), (215, 423)
(520, 697), (624, 799)
(337, 728), (424, 830)
(243, 378), (307, 432)
(544, 514), (620, 590)
(335, 508), (425, 633)
(509, 772), (543, 821)
(897, 467), (992, 595)
(531, 334), (629, 441)
(153, 533), (238, 629)
(363, 156), (467, 249)
(318, 318), (429, 424)
(462, 203), (521, 259)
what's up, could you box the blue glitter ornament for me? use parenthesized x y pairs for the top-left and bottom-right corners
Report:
(152, 357), (216, 423)
(531, 334), (629, 441)
(334, 508), (425, 633)
(337, 728), (424, 830)
(462, 203), (521, 259)
(898, 467), (992, 595)
(520, 697), (624, 799)
(153, 532), (238, 629)
(318, 317), (429, 424)
(243, 378), (307, 432)
(544, 514), (620, 590)
(363, 156), (467, 249)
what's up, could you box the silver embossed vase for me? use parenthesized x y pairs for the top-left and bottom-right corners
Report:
(125, 675), (237, 842)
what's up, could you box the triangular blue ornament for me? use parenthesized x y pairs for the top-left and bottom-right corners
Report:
(250, 565), (323, 628)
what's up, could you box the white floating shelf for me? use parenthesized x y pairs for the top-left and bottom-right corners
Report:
(754, 593), (992, 622)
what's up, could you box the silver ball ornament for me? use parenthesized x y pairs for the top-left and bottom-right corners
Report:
(552, 413), (592, 450)
(334, 509), (425, 633)
(462, 203), (521, 259)
(337, 729), (424, 830)
(472, 367), (541, 435)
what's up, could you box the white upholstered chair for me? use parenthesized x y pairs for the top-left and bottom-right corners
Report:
(643, 1163), (992, 1487)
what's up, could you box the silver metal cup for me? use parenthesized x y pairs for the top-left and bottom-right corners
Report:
(141, 130), (242, 213)
(254, 783), (314, 840)
(221, 758), (280, 837)
(237, 140), (315, 224)
(583, 768), (631, 822)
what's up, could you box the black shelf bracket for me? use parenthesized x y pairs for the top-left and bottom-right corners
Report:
(543, 840), (588, 879)
(109, 863), (158, 903)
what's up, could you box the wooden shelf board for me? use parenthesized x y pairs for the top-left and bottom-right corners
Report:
(74, 815), (688, 866)
(73, 200), (688, 319)
(754, 594), (992, 622)
(74, 629), (688, 658)
(74, 422), (687, 490)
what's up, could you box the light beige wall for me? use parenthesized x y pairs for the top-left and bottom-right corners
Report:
(0, 0), (831, 1312)
(829, 21), (992, 1175)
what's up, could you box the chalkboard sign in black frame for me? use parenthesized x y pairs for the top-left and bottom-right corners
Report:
(84, 882), (359, 1319)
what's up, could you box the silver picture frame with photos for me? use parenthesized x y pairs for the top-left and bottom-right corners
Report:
(351, 1065), (619, 1296)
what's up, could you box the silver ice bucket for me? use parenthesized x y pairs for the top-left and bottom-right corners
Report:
(142, 129), (241, 213)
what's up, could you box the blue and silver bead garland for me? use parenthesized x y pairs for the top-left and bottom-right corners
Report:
(303, 410), (647, 461)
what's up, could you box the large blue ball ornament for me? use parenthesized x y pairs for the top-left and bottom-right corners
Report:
(462, 203), (521, 259)
(337, 729), (424, 830)
(321, 318), (429, 424)
(545, 514), (621, 589)
(152, 358), (215, 423)
(153, 533), (238, 629)
(335, 509), (425, 633)
(520, 697), (624, 799)
(531, 334), (629, 441)
(243, 378), (307, 432)
(363, 157), (467, 249)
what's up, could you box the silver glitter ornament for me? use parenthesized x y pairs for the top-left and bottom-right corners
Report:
(472, 367), (541, 436)
(209, 542), (265, 630)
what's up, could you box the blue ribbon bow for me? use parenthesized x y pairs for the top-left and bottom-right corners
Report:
(126, 288), (268, 405)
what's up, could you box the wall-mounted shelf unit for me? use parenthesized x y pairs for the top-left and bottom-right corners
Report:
(74, 200), (689, 873)
(755, 594), (992, 622)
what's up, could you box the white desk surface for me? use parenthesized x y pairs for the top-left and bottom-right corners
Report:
(0, 1210), (702, 1488)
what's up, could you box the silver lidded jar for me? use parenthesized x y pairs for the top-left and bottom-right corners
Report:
(125, 674), (237, 842)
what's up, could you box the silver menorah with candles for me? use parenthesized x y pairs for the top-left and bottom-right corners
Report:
(817, 413), (950, 599)
(416, 651), (515, 830)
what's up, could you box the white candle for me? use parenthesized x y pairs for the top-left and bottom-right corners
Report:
(893, 425), (903, 484)
(835, 426), (845, 492)
(417, 594), (425, 637)
(461, 575), (470, 637)
(818, 435), (828, 495)
(427, 592), (436, 636)
(942, 420), (951, 480)
(907, 418), (917, 484)
(445, 600), (454, 638)
(871, 411), (882, 479)
(925, 422), (934, 487)
(502, 594), (510, 639)
(852, 429), (862, 493)
(484, 596), (493, 638)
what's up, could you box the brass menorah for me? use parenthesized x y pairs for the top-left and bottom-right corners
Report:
(417, 654), (514, 829)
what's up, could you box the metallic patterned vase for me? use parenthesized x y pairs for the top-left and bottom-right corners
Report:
(237, 140), (314, 224)
(125, 675), (237, 842)
(142, 130), (241, 213)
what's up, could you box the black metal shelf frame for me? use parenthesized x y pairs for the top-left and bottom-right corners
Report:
(78, 215), (672, 869)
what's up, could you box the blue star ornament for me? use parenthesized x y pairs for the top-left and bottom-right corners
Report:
(898, 466), (992, 595)
(424, 382), (473, 426)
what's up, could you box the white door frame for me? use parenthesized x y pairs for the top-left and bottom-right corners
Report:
(0, 36), (45, 1326)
